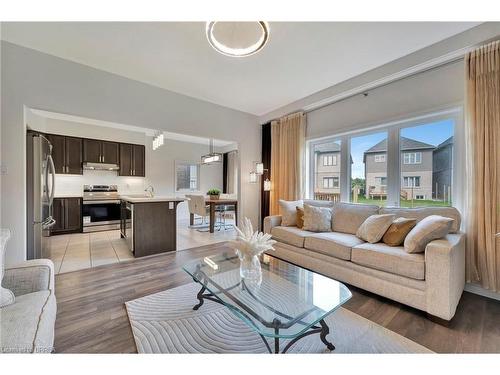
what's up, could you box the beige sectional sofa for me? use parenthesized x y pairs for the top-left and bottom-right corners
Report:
(264, 201), (465, 321)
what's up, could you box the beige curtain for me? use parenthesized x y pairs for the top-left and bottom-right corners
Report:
(270, 112), (306, 215)
(465, 40), (500, 292)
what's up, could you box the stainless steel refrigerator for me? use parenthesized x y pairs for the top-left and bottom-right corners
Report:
(26, 132), (56, 260)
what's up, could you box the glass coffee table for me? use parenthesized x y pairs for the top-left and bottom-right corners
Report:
(183, 252), (352, 353)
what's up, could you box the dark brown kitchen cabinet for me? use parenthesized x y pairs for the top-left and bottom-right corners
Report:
(46, 134), (83, 175)
(50, 197), (82, 235)
(65, 137), (83, 174)
(132, 144), (145, 177)
(83, 139), (119, 164)
(102, 141), (119, 164)
(83, 139), (101, 163)
(119, 143), (145, 177)
(46, 134), (65, 174)
(119, 143), (133, 176)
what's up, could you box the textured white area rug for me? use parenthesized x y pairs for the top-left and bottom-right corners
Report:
(125, 283), (431, 354)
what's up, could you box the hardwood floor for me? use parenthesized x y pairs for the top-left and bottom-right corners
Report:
(54, 242), (500, 353)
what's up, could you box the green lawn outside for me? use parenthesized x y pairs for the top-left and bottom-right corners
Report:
(354, 196), (452, 208)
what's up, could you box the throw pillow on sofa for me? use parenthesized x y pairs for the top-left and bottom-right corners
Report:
(404, 215), (454, 253)
(382, 217), (417, 246)
(279, 199), (303, 226)
(356, 214), (395, 243)
(302, 204), (332, 232)
(296, 207), (305, 229)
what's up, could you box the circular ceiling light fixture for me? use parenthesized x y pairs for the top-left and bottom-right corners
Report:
(206, 21), (270, 57)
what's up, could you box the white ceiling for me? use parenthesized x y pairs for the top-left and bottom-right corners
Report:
(2, 22), (480, 115)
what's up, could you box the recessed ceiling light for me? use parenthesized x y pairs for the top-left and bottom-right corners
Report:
(206, 21), (270, 57)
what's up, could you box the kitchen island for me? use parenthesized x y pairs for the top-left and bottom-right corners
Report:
(120, 196), (184, 257)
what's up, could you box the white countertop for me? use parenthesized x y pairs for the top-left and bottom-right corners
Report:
(120, 195), (185, 203)
(54, 194), (83, 198)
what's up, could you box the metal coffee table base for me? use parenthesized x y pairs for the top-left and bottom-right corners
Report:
(192, 282), (336, 354)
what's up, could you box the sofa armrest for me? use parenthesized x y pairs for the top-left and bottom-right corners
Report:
(2, 259), (55, 297)
(425, 232), (465, 320)
(263, 215), (282, 234)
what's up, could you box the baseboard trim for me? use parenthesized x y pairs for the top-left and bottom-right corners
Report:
(464, 283), (500, 301)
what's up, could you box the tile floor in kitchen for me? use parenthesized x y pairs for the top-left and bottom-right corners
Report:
(47, 218), (237, 274)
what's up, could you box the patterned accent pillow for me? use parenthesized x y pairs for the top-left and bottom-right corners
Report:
(356, 214), (395, 243)
(279, 199), (303, 226)
(302, 204), (332, 232)
(382, 217), (417, 246)
(404, 215), (454, 253)
(296, 207), (305, 229)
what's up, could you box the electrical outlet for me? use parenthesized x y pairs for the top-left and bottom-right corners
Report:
(0, 164), (7, 175)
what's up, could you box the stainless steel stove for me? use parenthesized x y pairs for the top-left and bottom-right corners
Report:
(82, 185), (121, 232)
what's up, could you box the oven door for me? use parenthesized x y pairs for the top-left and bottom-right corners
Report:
(82, 200), (121, 229)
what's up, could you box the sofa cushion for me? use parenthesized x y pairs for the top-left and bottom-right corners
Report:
(303, 204), (332, 232)
(303, 199), (335, 208)
(352, 243), (425, 280)
(304, 232), (364, 260)
(296, 207), (305, 229)
(332, 203), (380, 234)
(279, 200), (303, 226)
(404, 215), (454, 253)
(379, 206), (461, 233)
(356, 214), (395, 243)
(271, 226), (312, 248)
(0, 290), (56, 353)
(382, 217), (417, 246)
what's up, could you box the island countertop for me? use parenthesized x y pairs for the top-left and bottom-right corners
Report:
(120, 195), (185, 203)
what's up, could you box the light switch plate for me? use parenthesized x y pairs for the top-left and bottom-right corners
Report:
(169, 202), (174, 209)
(0, 164), (7, 175)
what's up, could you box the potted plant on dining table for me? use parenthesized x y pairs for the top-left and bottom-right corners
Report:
(207, 188), (221, 200)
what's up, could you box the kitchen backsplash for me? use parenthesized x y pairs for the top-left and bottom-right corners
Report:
(54, 170), (146, 196)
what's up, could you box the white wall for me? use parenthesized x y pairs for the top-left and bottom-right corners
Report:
(1, 41), (260, 266)
(145, 137), (226, 220)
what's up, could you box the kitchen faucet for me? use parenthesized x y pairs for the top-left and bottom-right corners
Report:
(144, 185), (154, 197)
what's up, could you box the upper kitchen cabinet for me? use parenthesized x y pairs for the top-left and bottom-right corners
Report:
(132, 144), (145, 177)
(83, 139), (101, 163)
(46, 134), (83, 175)
(102, 141), (119, 164)
(83, 139), (119, 164)
(65, 136), (83, 174)
(119, 143), (145, 177)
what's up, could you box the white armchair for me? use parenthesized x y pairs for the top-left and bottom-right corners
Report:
(1, 259), (57, 353)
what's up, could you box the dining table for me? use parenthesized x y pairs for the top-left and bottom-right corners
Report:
(189, 198), (238, 233)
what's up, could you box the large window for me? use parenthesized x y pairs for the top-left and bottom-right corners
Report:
(307, 109), (458, 209)
(400, 119), (454, 207)
(350, 131), (388, 207)
(175, 161), (200, 192)
(311, 140), (341, 201)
